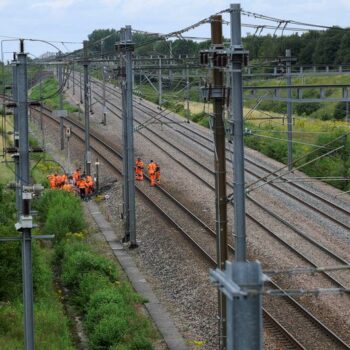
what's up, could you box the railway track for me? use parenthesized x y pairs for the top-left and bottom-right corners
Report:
(78, 78), (350, 286)
(31, 103), (350, 349)
(91, 77), (350, 232)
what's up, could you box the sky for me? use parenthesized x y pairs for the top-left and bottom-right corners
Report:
(0, 0), (349, 60)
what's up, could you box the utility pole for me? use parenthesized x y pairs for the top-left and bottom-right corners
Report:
(229, 5), (263, 349)
(72, 63), (75, 95)
(210, 5), (264, 350)
(89, 76), (93, 114)
(58, 51), (64, 150)
(95, 158), (100, 193)
(17, 39), (35, 350)
(12, 54), (21, 217)
(102, 65), (107, 125)
(39, 65), (43, 131)
(169, 41), (173, 87)
(210, 15), (228, 349)
(185, 64), (190, 122)
(83, 41), (91, 176)
(79, 70), (83, 104)
(158, 57), (162, 107)
(286, 49), (293, 171)
(118, 26), (137, 248)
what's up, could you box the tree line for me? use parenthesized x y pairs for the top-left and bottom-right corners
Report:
(87, 27), (350, 64)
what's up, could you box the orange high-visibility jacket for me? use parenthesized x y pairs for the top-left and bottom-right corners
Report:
(148, 162), (156, 175)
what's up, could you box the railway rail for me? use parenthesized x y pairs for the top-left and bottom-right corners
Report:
(91, 77), (350, 232)
(77, 78), (350, 287)
(31, 103), (350, 349)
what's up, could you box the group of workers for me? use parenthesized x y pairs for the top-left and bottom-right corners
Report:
(48, 168), (95, 200)
(135, 158), (160, 186)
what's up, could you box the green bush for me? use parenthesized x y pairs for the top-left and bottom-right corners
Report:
(61, 249), (118, 289)
(334, 102), (348, 120)
(37, 190), (85, 241)
(294, 103), (321, 116)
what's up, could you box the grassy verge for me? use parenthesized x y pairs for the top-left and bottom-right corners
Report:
(244, 110), (350, 191)
(0, 180), (74, 348)
(37, 190), (158, 349)
(30, 77), (80, 113)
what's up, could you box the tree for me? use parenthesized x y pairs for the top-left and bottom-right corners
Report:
(87, 29), (119, 57)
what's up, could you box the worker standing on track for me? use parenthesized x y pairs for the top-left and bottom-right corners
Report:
(135, 157), (144, 181)
(73, 168), (81, 186)
(78, 175), (87, 200)
(155, 162), (160, 184)
(85, 175), (94, 199)
(148, 160), (157, 187)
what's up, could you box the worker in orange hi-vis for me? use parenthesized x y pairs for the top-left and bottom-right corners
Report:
(56, 174), (64, 189)
(78, 177), (87, 200)
(62, 181), (74, 192)
(155, 162), (160, 184)
(148, 160), (157, 187)
(135, 157), (144, 181)
(48, 174), (56, 189)
(61, 173), (68, 185)
(85, 175), (94, 199)
(72, 168), (81, 186)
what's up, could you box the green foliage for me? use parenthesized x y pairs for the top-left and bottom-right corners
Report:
(37, 190), (85, 241)
(30, 77), (79, 113)
(244, 27), (350, 64)
(294, 103), (321, 116)
(37, 190), (156, 349)
(333, 102), (348, 120)
(61, 248), (118, 289)
(55, 236), (155, 350)
(0, 185), (74, 348)
(0, 300), (74, 350)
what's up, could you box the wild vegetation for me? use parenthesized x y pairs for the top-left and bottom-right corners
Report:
(30, 77), (79, 113)
(38, 190), (157, 349)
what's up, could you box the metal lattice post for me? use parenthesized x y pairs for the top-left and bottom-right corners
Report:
(58, 52), (64, 150)
(17, 41), (35, 350)
(228, 5), (263, 349)
(185, 64), (190, 122)
(72, 63), (75, 95)
(89, 76), (93, 114)
(230, 4), (246, 263)
(83, 41), (91, 176)
(120, 29), (130, 242)
(79, 70), (83, 104)
(12, 55), (21, 217)
(119, 26), (137, 248)
(125, 26), (137, 248)
(102, 65), (107, 125)
(158, 57), (162, 107)
(286, 49), (293, 171)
